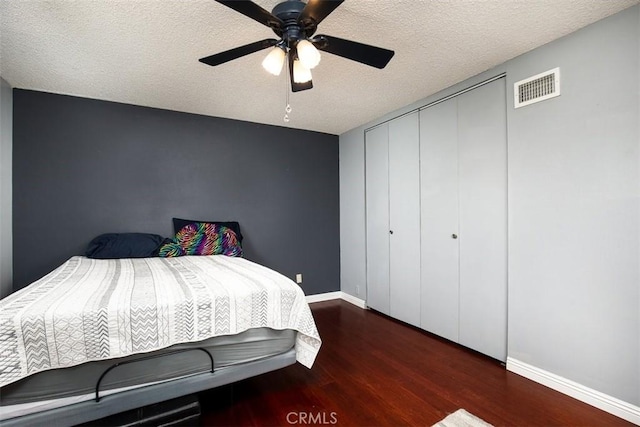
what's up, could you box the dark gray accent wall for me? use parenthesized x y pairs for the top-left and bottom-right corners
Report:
(13, 90), (339, 295)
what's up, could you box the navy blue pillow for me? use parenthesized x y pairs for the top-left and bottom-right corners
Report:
(172, 218), (243, 244)
(85, 233), (169, 259)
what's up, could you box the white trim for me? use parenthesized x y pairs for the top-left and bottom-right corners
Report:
(305, 291), (367, 309)
(506, 358), (640, 425)
(339, 292), (367, 309)
(305, 291), (342, 304)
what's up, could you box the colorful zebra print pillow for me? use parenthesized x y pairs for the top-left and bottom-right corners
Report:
(159, 222), (243, 258)
(172, 218), (243, 244)
(157, 241), (185, 257)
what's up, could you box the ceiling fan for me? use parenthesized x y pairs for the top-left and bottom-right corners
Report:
(199, 0), (395, 92)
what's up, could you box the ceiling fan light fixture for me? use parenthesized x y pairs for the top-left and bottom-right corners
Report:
(202, 0), (394, 92)
(293, 59), (312, 83)
(296, 39), (321, 69)
(262, 46), (286, 75)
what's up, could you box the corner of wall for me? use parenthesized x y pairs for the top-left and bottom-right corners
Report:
(0, 77), (14, 298)
(338, 127), (367, 301)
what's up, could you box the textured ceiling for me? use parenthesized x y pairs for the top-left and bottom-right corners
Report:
(1, 0), (638, 135)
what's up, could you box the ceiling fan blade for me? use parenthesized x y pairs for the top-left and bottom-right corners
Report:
(288, 53), (313, 92)
(313, 35), (394, 69)
(298, 0), (344, 28)
(199, 39), (278, 66)
(215, 0), (283, 30)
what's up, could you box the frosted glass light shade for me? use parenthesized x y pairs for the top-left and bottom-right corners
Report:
(262, 46), (286, 75)
(297, 39), (321, 69)
(293, 59), (312, 83)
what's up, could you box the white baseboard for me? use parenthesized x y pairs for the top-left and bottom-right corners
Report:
(305, 291), (366, 309)
(506, 358), (640, 425)
(305, 291), (342, 304)
(338, 292), (367, 309)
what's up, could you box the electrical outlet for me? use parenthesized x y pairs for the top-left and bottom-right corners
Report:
(295, 273), (303, 284)
(356, 285), (360, 296)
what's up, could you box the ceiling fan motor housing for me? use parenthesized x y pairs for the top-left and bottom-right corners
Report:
(272, 0), (317, 47)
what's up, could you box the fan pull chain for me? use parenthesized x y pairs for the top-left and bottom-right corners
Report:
(284, 102), (292, 122)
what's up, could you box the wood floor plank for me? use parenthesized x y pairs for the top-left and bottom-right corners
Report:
(200, 300), (634, 426)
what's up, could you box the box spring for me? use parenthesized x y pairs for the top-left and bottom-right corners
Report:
(1, 327), (294, 407)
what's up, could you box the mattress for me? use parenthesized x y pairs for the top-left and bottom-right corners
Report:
(0, 327), (295, 406)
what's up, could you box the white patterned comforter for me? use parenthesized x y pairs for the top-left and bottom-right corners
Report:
(0, 255), (321, 388)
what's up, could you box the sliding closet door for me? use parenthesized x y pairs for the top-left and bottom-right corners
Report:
(420, 77), (507, 361)
(388, 112), (421, 327)
(366, 114), (421, 324)
(365, 125), (390, 315)
(419, 100), (460, 342)
(457, 79), (507, 361)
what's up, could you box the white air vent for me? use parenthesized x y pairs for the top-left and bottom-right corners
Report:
(514, 68), (560, 108)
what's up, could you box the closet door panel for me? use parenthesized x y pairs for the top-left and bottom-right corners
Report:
(419, 100), (460, 341)
(388, 112), (421, 327)
(365, 125), (390, 315)
(457, 79), (508, 361)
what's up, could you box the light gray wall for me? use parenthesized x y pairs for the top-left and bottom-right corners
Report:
(506, 5), (639, 405)
(339, 4), (639, 409)
(338, 128), (366, 299)
(0, 77), (12, 299)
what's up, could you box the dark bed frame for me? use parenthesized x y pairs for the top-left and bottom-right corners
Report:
(1, 348), (296, 427)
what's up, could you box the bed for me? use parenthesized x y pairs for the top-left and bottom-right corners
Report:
(0, 254), (321, 426)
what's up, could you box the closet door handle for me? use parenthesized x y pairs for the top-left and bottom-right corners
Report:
(452, 233), (458, 239)
(389, 230), (394, 235)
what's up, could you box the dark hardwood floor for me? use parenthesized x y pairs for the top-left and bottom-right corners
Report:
(199, 300), (633, 426)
